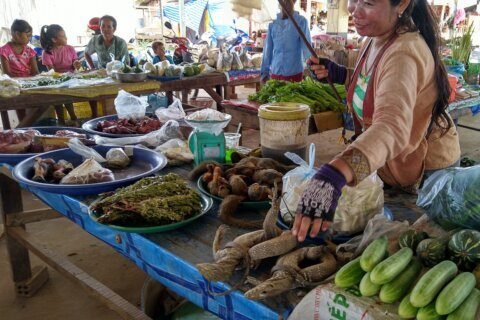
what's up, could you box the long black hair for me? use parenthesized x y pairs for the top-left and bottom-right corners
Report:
(40, 24), (63, 53)
(393, 0), (452, 135)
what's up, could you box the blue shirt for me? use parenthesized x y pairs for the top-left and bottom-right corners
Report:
(261, 12), (312, 79)
(152, 55), (174, 65)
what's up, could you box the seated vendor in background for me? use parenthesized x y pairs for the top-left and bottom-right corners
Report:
(292, 0), (461, 242)
(260, 0), (311, 83)
(151, 41), (174, 65)
(84, 15), (129, 69)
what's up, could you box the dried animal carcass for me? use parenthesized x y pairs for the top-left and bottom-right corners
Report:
(244, 246), (337, 300)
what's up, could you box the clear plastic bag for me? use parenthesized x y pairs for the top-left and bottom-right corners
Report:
(337, 214), (410, 259)
(94, 120), (184, 148)
(67, 138), (106, 163)
(60, 159), (114, 184)
(184, 109), (231, 135)
(332, 172), (384, 235)
(155, 138), (194, 165)
(417, 165), (480, 230)
(280, 143), (316, 223)
(114, 90), (147, 120)
(105, 148), (131, 169)
(155, 97), (186, 122)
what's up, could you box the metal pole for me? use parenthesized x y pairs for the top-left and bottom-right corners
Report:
(179, 0), (185, 37)
(159, 0), (164, 40)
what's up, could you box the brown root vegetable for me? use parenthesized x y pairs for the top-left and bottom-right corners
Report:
(247, 183), (271, 201)
(229, 175), (248, 196)
(202, 171), (213, 183)
(236, 157), (296, 173)
(225, 163), (256, 179)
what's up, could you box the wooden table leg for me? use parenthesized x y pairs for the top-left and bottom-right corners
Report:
(0, 172), (49, 297)
(166, 91), (174, 105)
(17, 106), (52, 128)
(88, 100), (99, 118)
(1, 111), (10, 129)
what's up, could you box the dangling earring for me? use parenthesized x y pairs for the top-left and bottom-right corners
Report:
(398, 12), (403, 19)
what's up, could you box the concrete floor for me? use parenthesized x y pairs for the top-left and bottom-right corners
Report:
(0, 87), (479, 319)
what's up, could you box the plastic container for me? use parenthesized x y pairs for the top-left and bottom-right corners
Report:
(448, 74), (458, 102)
(224, 132), (241, 164)
(258, 103), (310, 163)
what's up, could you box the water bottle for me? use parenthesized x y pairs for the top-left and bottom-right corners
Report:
(467, 48), (480, 85)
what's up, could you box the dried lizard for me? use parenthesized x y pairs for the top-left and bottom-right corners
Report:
(244, 246), (337, 300)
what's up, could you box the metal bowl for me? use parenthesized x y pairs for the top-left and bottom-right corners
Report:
(113, 71), (148, 83)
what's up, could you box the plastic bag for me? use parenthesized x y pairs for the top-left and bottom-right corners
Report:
(336, 214), (410, 260)
(60, 158), (114, 184)
(280, 143), (316, 223)
(94, 120), (184, 148)
(114, 90), (147, 120)
(231, 51), (244, 70)
(0, 75), (21, 98)
(155, 97), (186, 122)
(155, 138), (194, 166)
(332, 172), (384, 235)
(106, 60), (123, 76)
(417, 166), (480, 230)
(106, 148), (131, 169)
(67, 138), (106, 163)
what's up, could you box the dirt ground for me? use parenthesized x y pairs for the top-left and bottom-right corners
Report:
(0, 86), (479, 319)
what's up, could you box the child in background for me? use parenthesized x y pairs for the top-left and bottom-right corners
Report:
(40, 24), (81, 124)
(152, 41), (173, 65)
(0, 19), (39, 121)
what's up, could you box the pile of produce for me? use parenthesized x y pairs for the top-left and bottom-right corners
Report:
(190, 157), (295, 228)
(90, 173), (202, 227)
(0, 75), (21, 97)
(248, 78), (347, 113)
(334, 228), (480, 319)
(96, 116), (161, 134)
(118, 63), (144, 74)
(0, 129), (87, 154)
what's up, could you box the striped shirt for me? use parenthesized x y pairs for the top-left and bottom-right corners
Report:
(352, 73), (370, 126)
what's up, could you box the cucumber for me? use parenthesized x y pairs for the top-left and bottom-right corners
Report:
(335, 257), (366, 288)
(446, 288), (480, 320)
(417, 301), (445, 320)
(398, 293), (418, 319)
(410, 260), (458, 308)
(359, 272), (381, 297)
(370, 247), (413, 285)
(360, 235), (388, 272)
(435, 272), (476, 315)
(379, 258), (422, 303)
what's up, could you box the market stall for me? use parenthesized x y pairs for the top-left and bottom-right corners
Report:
(1, 159), (431, 320)
(0, 72), (228, 129)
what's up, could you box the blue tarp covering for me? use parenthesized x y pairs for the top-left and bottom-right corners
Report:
(162, 0), (241, 40)
(163, 0), (209, 34)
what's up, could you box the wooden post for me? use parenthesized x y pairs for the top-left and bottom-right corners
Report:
(326, 0), (349, 39)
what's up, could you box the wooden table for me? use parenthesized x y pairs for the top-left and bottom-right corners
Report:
(0, 160), (424, 320)
(0, 73), (228, 129)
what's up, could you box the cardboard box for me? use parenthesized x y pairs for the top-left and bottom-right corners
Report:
(313, 111), (343, 132)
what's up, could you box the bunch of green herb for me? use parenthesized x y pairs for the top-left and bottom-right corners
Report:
(450, 23), (475, 65)
(249, 78), (346, 113)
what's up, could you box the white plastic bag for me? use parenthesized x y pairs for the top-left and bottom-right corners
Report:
(155, 97), (186, 122)
(114, 90), (147, 120)
(332, 172), (384, 235)
(67, 138), (106, 163)
(337, 214), (410, 259)
(280, 143), (316, 223)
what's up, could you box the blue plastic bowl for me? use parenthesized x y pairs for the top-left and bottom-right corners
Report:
(82, 114), (157, 138)
(12, 145), (167, 195)
(0, 126), (89, 166)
